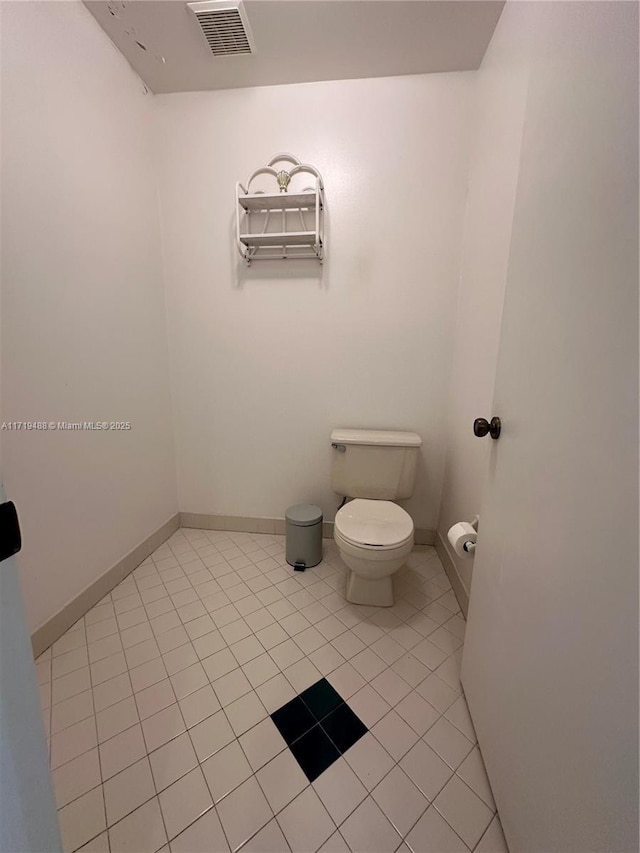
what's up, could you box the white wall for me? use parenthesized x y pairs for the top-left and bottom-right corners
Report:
(461, 2), (638, 849)
(153, 73), (473, 530)
(1, 1), (177, 633)
(437, 2), (534, 595)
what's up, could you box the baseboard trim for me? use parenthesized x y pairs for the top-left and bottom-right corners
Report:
(32, 512), (437, 655)
(435, 530), (470, 618)
(181, 512), (336, 538)
(180, 512), (435, 546)
(180, 512), (288, 536)
(31, 513), (180, 658)
(414, 528), (436, 546)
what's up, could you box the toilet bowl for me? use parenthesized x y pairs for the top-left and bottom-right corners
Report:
(334, 498), (414, 606)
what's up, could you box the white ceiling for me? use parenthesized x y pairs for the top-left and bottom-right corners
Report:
(84, 0), (505, 95)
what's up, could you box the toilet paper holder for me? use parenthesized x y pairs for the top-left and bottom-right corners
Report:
(463, 515), (479, 553)
(448, 516), (479, 558)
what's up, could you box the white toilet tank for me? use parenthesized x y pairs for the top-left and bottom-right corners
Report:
(330, 429), (422, 500)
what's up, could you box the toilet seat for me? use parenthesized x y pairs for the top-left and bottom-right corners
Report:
(335, 499), (414, 550)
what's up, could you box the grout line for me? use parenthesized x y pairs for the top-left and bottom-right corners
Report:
(85, 614), (109, 853)
(46, 530), (470, 853)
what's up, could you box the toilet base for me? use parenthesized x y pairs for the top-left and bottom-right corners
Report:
(346, 571), (394, 607)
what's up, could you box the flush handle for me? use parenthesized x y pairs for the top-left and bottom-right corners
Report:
(473, 417), (501, 440)
(331, 443), (346, 453)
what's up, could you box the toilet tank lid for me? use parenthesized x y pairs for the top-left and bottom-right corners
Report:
(331, 429), (422, 447)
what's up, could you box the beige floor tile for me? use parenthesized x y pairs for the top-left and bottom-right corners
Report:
(433, 775), (493, 850)
(93, 673), (132, 713)
(51, 690), (94, 735)
(395, 690), (440, 736)
(157, 626), (190, 654)
(77, 830), (110, 852)
(256, 749), (308, 814)
(40, 537), (500, 853)
(283, 658), (322, 693)
(103, 757), (155, 826)
(158, 767), (213, 841)
(120, 622), (154, 650)
(239, 818), (288, 853)
(88, 634), (123, 664)
(216, 777), (273, 853)
(344, 733), (394, 791)
(326, 663), (366, 700)
(51, 716), (98, 770)
(457, 746), (496, 811)
(125, 638), (161, 670)
(99, 723), (147, 780)
(242, 653), (280, 689)
(211, 669), (252, 707)
(255, 673), (296, 714)
(424, 717), (474, 770)
(108, 797), (167, 853)
(348, 685), (392, 728)
(201, 740), (252, 803)
(178, 684), (221, 728)
(141, 703), (186, 752)
(400, 740), (455, 802)
(52, 667), (92, 705)
(405, 805), (470, 852)
(130, 658), (168, 693)
(149, 732), (198, 792)
(313, 757), (367, 825)
(190, 708), (235, 761)
(169, 662), (208, 700)
(53, 628), (87, 659)
(52, 748), (101, 809)
(53, 647), (89, 679)
(225, 690), (266, 736)
(276, 787), (334, 853)
(135, 679), (176, 720)
(58, 786), (106, 853)
(317, 830), (350, 853)
(91, 652), (128, 687)
(475, 816), (508, 853)
(96, 696), (139, 743)
(371, 766), (429, 837)
(169, 808), (229, 853)
(201, 648), (238, 681)
(238, 717), (286, 772)
(340, 796), (402, 853)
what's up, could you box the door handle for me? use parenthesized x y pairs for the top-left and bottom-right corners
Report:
(474, 417), (501, 439)
(0, 501), (21, 561)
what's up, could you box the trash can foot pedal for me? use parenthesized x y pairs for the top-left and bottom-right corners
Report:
(293, 561), (306, 572)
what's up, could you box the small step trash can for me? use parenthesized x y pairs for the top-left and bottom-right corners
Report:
(286, 504), (323, 571)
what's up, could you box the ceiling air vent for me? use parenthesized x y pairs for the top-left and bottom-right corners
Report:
(187, 0), (255, 56)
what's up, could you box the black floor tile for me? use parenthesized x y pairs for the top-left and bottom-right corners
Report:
(299, 679), (343, 722)
(321, 702), (368, 754)
(271, 697), (316, 745)
(289, 723), (341, 782)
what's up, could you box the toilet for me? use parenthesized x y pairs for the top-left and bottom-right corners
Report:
(330, 428), (422, 606)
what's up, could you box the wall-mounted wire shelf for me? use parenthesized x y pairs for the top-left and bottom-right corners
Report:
(236, 154), (324, 265)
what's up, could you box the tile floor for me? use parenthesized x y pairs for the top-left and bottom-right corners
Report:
(36, 528), (508, 853)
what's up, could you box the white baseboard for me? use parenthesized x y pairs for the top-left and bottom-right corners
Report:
(180, 512), (289, 535)
(181, 512), (435, 546)
(31, 511), (438, 655)
(181, 511), (336, 538)
(414, 528), (436, 546)
(435, 530), (470, 618)
(31, 514), (180, 657)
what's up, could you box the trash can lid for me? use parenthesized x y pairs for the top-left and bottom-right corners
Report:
(286, 504), (323, 527)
